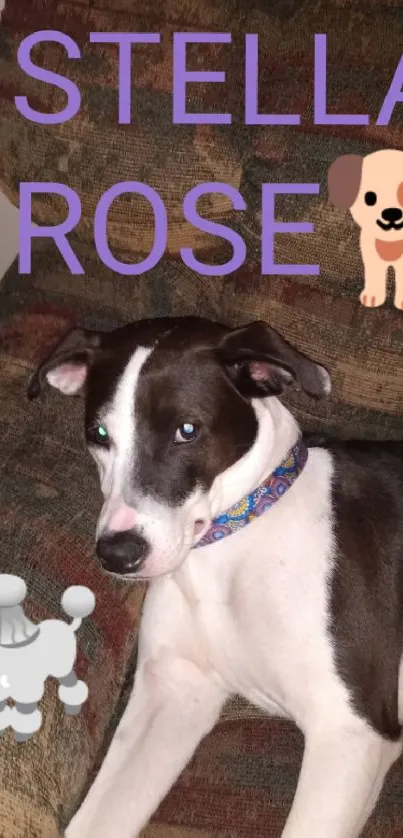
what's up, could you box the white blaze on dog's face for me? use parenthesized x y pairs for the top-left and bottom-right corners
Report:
(328, 149), (403, 241)
(28, 318), (330, 580)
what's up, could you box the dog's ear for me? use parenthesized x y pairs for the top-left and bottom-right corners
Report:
(218, 321), (331, 400)
(327, 154), (363, 210)
(27, 327), (102, 400)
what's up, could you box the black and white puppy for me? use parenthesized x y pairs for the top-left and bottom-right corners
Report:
(28, 316), (403, 838)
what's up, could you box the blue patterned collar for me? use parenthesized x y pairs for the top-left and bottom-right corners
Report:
(193, 439), (308, 549)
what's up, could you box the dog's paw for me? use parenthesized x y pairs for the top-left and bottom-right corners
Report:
(360, 290), (385, 308)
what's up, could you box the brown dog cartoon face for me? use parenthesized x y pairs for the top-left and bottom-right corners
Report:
(328, 149), (403, 243)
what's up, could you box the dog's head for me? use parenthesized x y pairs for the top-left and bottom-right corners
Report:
(328, 149), (403, 240)
(28, 317), (330, 579)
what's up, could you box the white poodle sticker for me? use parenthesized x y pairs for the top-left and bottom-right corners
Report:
(0, 574), (95, 741)
(328, 149), (403, 310)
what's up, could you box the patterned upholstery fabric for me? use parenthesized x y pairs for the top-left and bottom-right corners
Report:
(0, 0), (402, 836)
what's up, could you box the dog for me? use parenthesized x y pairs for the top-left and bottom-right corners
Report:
(328, 148), (403, 310)
(27, 316), (403, 838)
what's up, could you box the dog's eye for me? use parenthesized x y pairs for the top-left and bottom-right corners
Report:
(87, 424), (110, 447)
(174, 423), (198, 444)
(364, 191), (377, 206)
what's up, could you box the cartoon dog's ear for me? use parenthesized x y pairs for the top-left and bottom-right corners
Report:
(218, 321), (331, 400)
(327, 154), (363, 210)
(27, 327), (102, 399)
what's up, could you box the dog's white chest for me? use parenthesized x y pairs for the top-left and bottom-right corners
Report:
(165, 454), (349, 729)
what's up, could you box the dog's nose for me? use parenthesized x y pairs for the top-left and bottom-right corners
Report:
(381, 207), (403, 223)
(96, 531), (149, 575)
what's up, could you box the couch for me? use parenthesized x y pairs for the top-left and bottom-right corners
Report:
(0, 0), (402, 836)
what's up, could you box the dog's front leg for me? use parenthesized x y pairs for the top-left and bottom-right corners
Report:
(65, 652), (227, 838)
(359, 236), (387, 308)
(281, 720), (401, 838)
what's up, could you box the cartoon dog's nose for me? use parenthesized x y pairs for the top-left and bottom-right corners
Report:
(96, 531), (149, 575)
(381, 207), (403, 223)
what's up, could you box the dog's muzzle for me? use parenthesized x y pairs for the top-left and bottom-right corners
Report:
(377, 207), (403, 231)
(96, 530), (150, 575)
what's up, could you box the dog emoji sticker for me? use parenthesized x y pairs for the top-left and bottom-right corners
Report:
(328, 149), (403, 310)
